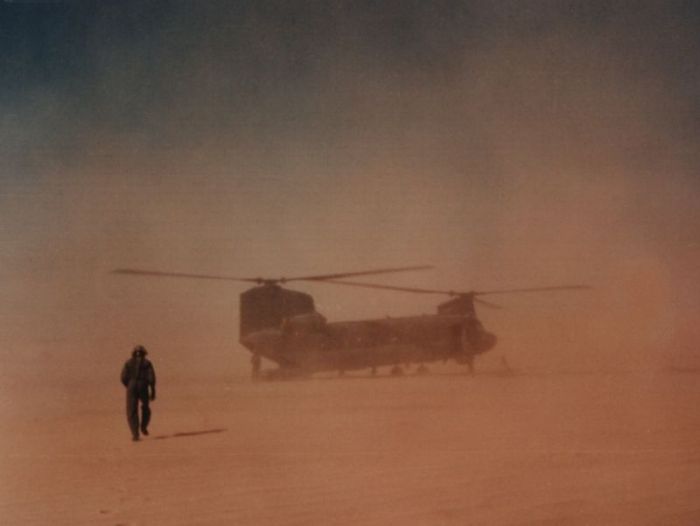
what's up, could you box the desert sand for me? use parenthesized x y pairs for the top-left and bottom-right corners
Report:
(3, 360), (699, 526)
(3, 2), (699, 525)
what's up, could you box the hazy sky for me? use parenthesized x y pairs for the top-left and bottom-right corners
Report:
(1, 1), (698, 375)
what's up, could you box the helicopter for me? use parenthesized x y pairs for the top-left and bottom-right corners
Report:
(112, 266), (589, 379)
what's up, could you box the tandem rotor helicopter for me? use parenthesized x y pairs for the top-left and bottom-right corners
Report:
(113, 265), (589, 379)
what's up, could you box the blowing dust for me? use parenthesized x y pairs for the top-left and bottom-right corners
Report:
(1, 2), (699, 525)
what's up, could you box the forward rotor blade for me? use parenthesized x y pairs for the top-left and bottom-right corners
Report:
(320, 280), (590, 301)
(111, 269), (261, 283)
(285, 265), (433, 282)
(474, 285), (592, 296)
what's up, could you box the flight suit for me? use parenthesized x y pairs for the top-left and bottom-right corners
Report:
(121, 355), (156, 440)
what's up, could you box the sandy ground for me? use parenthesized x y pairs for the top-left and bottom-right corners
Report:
(2, 365), (700, 526)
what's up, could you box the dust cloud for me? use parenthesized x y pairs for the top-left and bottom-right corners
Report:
(2, 2), (698, 374)
(1, 2), (699, 524)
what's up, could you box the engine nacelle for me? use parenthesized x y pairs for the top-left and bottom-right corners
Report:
(282, 312), (327, 335)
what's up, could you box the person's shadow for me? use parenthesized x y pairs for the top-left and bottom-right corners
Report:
(153, 428), (227, 440)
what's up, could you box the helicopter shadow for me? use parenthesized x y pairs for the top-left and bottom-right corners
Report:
(298, 369), (639, 383)
(263, 369), (520, 383)
(153, 428), (228, 440)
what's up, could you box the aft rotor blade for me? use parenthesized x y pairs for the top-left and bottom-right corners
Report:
(112, 265), (432, 285)
(474, 285), (592, 296)
(320, 279), (453, 295)
(474, 297), (502, 309)
(111, 269), (261, 283)
(285, 265), (433, 283)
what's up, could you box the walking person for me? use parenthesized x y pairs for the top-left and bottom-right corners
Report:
(121, 345), (156, 441)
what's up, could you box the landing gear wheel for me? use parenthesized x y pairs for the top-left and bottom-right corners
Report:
(466, 357), (474, 375)
(416, 364), (429, 375)
(390, 365), (404, 376)
(251, 353), (262, 381)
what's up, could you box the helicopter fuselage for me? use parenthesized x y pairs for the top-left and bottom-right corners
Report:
(241, 311), (497, 374)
